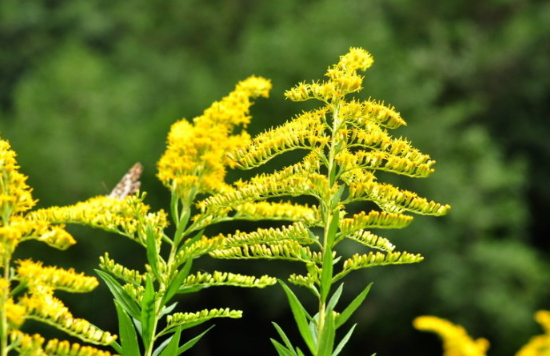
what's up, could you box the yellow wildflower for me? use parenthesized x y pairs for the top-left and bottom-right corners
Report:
(414, 316), (489, 356)
(0, 139), (35, 218)
(157, 76), (272, 196)
(17, 259), (99, 293)
(9, 331), (47, 356)
(5, 297), (26, 327)
(29, 194), (168, 246)
(516, 311), (550, 356)
(0, 134), (116, 353)
(45, 339), (118, 356)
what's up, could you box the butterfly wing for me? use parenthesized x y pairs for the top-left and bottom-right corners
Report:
(108, 162), (143, 199)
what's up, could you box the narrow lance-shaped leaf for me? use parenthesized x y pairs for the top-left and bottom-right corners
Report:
(114, 300), (140, 356)
(272, 322), (299, 355)
(271, 339), (297, 356)
(332, 324), (357, 356)
(335, 283), (372, 329)
(161, 260), (193, 305)
(141, 274), (157, 351)
(157, 327), (182, 356)
(279, 281), (316, 354)
(176, 325), (215, 355)
(317, 304), (336, 356)
(326, 283), (344, 312)
(96, 269), (141, 320)
(146, 225), (161, 281)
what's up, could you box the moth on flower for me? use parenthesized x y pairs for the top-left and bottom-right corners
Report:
(108, 162), (143, 199)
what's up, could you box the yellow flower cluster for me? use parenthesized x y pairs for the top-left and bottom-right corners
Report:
(285, 47), (374, 102)
(29, 194), (168, 246)
(414, 316), (490, 356)
(0, 139), (35, 219)
(9, 330), (117, 356)
(516, 311), (550, 356)
(17, 259), (98, 293)
(0, 134), (116, 354)
(233, 201), (319, 224)
(157, 76), (272, 197)
(416, 312), (550, 356)
(19, 286), (116, 345)
(0, 139), (77, 261)
(228, 109), (329, 169)
(183, 271), (276, 288)
(166, 308), (242, 329)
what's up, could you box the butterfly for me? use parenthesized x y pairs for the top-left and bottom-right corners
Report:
(108, 162), (143, 199)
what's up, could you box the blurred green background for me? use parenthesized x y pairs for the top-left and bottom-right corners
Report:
(1, 0), (549, 355)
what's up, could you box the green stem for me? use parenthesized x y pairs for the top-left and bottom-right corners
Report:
(314, 100), (343, 355)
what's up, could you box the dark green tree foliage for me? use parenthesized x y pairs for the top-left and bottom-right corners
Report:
(1, 0), (549, 354)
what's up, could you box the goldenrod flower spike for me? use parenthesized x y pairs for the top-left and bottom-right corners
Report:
(29, 194), (168, 247)
(17, 260), (99, 293)
(516, 310), (550, 356)
(157, 76), (272, 197)
(8, 332), (117, 356)
(414, 316), (490, 356)
(0, 134), (116, 356)
(0, 139), (35, 218)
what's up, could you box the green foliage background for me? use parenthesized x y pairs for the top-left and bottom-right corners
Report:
(1, 0), (549, 354)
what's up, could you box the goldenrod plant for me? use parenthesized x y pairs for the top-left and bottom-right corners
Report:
(0, 137), (116, 356)
(415, 311), (550, 356)
(202, 47), (451, 355)
(30, 76), (278, 356)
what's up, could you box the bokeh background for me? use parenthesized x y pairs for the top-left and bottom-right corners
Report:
(1, 0), (550, 355)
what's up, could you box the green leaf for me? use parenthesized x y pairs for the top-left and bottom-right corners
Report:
(279, 281), (315, 354)
(96, 270), (141, 320)
(309, 312), (321, 344)
(332, 324), (356, 356)
(272, 322), (296, 353)
(158, 302), (178, 319)
(330, 185), (346, 210)
(152, 337), (172, 356)
(317, 306), (336, 356)
(9, 280), (28, 297)
(141, 275), (157, 351)
(271, 339), (296, 356)
(326, 210), (340, 247)
(335, 283), (372, 329)
(157, 327), (182, 356)
(176, 325), (215, 354)
(326, 283), (344, 312)
(158, 314), (219, 338)
(161, 260), (193, 305)
(114, 300), (141, 356)
(173, 205), (195, 247)
(170, 189), (181, 225)
(146, 225), (161, 281)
